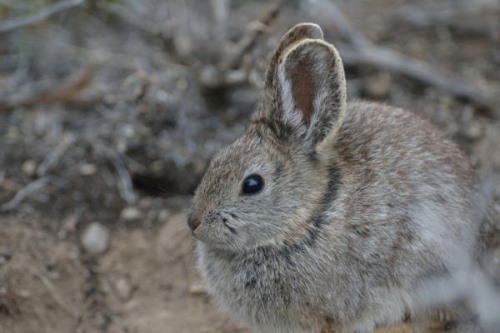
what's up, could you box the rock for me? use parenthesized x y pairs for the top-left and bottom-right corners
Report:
(114, 277), (134, 301)
(120, 207), (142, 221)
(79, 163), (97, 176)
(464, 121), (483, 140)
(81, 222), (110, 256)
(188, 283), (207, 296)
(21, 160), (37, 177)
(18, 290), (31, 299)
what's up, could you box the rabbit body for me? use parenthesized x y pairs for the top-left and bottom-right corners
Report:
(189, 23), (478, 333)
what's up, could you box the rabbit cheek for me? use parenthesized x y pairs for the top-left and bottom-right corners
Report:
(194, 212), (244, 250)
(195, 223), (232, 249)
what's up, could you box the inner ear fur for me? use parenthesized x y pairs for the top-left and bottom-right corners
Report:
(265, 23), (324, 90)
(276, 39), (347, 148)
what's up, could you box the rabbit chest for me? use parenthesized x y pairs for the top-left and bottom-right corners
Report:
(197, 241), (368, 332)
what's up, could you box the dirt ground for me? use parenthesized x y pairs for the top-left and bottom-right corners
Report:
(1, 0), (500, 332)
(0, 212), (247, 333)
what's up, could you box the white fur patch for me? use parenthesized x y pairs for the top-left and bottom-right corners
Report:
(277, 64), (308, 137)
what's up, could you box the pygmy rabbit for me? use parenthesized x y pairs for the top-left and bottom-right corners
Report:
(188, 23), (483, 333)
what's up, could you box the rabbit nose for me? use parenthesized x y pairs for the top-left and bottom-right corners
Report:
(187, 215), (201, 232)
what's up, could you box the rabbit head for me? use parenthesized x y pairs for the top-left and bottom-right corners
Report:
(188, 23), (346, 252)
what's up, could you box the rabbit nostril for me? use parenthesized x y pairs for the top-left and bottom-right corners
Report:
(187, 215), (201, 231)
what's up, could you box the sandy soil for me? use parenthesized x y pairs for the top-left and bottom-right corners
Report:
(0, 212), (247, 333)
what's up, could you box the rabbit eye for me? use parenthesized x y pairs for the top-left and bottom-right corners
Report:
(242, 174), (264, 195)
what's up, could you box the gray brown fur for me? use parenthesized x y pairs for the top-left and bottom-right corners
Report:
(188, 23), (481, 333)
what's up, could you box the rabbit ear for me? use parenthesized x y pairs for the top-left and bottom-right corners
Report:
(264, 23), (324, 90)
(269, 39), (346, 151)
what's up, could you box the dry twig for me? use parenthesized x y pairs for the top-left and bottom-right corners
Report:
(0, 69), (96, 110)
(0, 69), (94, 109)
(100, 2), (162, 36)
(339, 45), (495, 110)
(221, 0), (288, 70)
(92, 142), (137, 205)
(200, 0), (288, 88)
(0, 0), (85, 33)
(31, 268), (78, 319)
(34, 69), (93, 104)
(307, 0), (497, 114)
(1, 177), (50, 212)
(37, 134), (77, 177)
(0, 176), (21, 193)
(211, 0), (230, 44)
(395, 1), (500, 29)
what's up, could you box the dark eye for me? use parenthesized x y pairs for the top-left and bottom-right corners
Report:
(242, 174), (264, 195)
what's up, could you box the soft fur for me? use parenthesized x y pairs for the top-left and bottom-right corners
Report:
(188, 23), (480, 333)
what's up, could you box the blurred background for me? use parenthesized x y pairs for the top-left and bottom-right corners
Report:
(0, 0), (499, 332)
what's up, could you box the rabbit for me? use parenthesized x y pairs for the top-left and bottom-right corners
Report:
(187, 23), (484, 333)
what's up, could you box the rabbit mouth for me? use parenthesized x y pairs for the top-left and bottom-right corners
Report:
(220, 213), (238, 234)
(222, 218), (237, 234)
(195, 212), (239, 241)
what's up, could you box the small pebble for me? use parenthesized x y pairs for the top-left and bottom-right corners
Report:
(21, 160), (37, 177)
(464, 122), (483, 140)
(81, 222), (110, 256)
(114, 277), (133, 301)
(79, 163), (97, 176)
(149, 160), (165, 173)
(188, 283), (207, 296)
(120, 207), (142, 221)
(18, 290), (32, 298)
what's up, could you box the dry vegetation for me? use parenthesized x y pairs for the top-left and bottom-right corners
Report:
(0, 0), (499, 332)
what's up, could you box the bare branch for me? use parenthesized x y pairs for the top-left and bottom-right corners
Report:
(305, 0), (497, 115)
(221, 0), (288, 71)
(0, 69), (95, 110)
(0, 0), (85, 34)
(395, 1), (500, 29)
(1, 177), (50, 212)
(37, 134), (77, 177)
(199, 0), (287, 89)
(31, 268), (78, 319)
(211, 0), (230, 43)
(92, 143), (137, 205)
(339, 44), (496, 112)
(101, 2), (162, 36)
